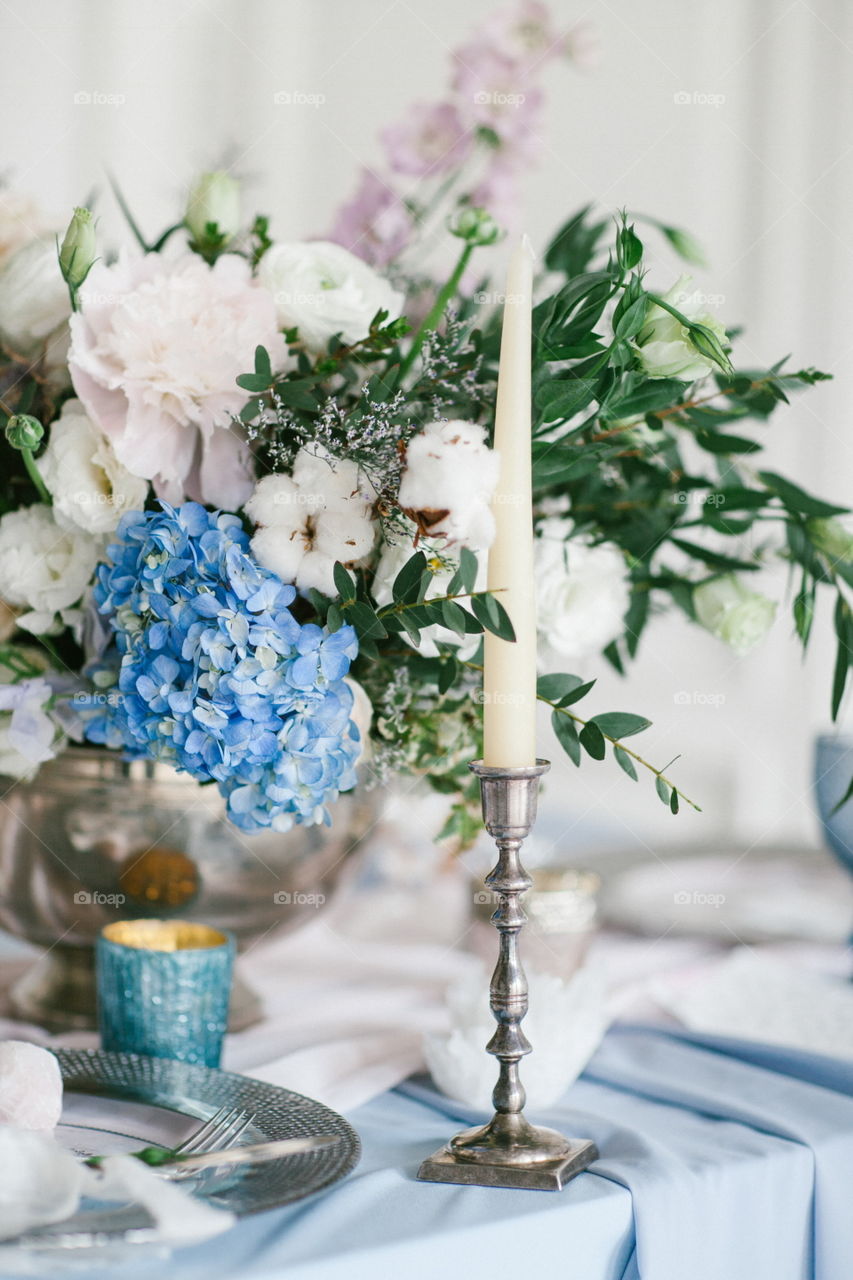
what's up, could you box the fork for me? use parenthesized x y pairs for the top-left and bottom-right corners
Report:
(85, 1105), (254, 1176)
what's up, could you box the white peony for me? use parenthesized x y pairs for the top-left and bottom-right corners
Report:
(534, 518), (630, 667)
(258, 240), (404, 351)
(38, 400), (149, 534)
(246, 448), (377, 596)
(0, 238), (70, 355)
(0, 505), (101, 635)
(69, 252), (286, 510)
(372, 523), (486, 659)
(397, 419), (499, 549)
(635, 275), (728, 381)
(693, 574), (776, 656)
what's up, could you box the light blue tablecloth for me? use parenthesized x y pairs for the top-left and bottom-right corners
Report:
(12, 1024), (853, 1280)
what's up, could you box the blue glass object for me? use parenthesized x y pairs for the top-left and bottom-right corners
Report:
(814, 734), (853, 877)
(96, 920), (235, 1067)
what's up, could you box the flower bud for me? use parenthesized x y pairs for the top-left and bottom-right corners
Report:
(694, 574), (776, 656)
(185, 172), (241, 247)
(449, 206), (502, 247)
(5, 414), (44, 451)
(809, 517), (853, 566)
(59, 207), (97, 289)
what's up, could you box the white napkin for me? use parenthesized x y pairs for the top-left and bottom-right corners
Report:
(655, 948), (853, 1060)
(0, 1127), (234, 1245)
(424, 963), (612, 1110)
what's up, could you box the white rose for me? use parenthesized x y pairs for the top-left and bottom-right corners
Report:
(0, 505), (101, 635)
(397, 420), (499, 550)
(534, 518), (630, 667)
(635, 274), (728, 381)
(38, 400), (149, 534)
(693, 574), (776, 656)
(246, 447), (376, 596)
(0, 238), (70, 355)
(258, 240), (404, 351)
(372, 524), (486, 659)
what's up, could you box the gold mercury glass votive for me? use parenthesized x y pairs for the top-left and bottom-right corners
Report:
(96, 919), (235, 1067)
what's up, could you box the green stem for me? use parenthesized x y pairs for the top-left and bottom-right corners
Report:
(397, 242), (473, 385)
(21, 448), (51, 503)
(375, 585), (504, 618)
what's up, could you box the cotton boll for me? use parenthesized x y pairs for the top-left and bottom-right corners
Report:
(245, 474), (305, 528)
(295, 549), (338, 596)
(246, 446), (377, 596)
(250, 525), (305, 584)
(314, 509), (376, 562)
(398, 419), (499, 550)
(0, 1128), (84, 1240)
(0, 1041), (63, 1131)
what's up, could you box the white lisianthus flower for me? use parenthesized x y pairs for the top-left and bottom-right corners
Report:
(372, 523), (486, 659)
(534, 518), (630, 667)
(246, 447), (376, 597)
(808, 517), (853, 567)
(344, 676), (373, 762)
(693, 574), (776, 656)
(0, 238), (70, 355)
(397, 420), (499, 549)
(0, 505), (101, 636)
(635, 275), (728, 381)
(0, 669), (61, 781)
(37, 400), (149, 535)
(258, 240), (404, 351)
(0, 190), (45, 265)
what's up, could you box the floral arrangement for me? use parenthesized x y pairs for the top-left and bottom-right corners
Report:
(1, 1), (850, 841)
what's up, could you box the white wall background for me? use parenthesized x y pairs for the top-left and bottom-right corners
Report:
(2, 0), (851, 854)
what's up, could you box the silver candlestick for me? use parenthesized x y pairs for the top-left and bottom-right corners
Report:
(418, 760), (598, 1191)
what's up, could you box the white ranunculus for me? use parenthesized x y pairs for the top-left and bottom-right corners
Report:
(635, 274), (728, 381)
(0, 505), (101, 635)
(258, 240), (404, 351)
(534, 518), (630, 667)
(693, 574), (776, 656)
(0, 237), (70, 355)
(397, 420), (499, 550)
(246, 448), (377, 597)
(38, 400), (149, 534)
(372, 524), (486, 659)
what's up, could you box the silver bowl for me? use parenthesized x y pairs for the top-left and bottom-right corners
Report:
(0, 747), (374, 1031)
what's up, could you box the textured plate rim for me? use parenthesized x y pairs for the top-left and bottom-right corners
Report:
(53, 1047), (361, 1218)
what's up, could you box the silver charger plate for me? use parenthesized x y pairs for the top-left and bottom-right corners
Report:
(1, 1048), (360, 1267)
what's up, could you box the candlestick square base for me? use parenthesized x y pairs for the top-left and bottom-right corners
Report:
(417, 1131), (598, 1191)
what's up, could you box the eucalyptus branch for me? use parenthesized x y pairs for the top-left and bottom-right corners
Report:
(545, 697), (702, 811)
(376, 585), (505, 618)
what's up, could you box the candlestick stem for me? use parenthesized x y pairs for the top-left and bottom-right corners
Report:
(417, 760), (598, 1191)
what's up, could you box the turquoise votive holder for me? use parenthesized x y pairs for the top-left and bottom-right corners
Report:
(96, 919), (235, 1067)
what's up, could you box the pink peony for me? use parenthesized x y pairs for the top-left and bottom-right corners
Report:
(327, 170), (413, 268)
(68, 253), (284, 510)
(381, 102), (472, 178)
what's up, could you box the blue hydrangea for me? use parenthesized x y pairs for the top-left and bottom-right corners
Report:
(80, 502), (360, 832)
